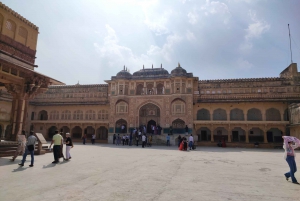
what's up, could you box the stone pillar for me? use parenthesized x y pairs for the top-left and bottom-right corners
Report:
(264, 128), (268, 143)
(246, 125), (249, 143)
(228, 128), (232, 142)
(244, 112), (247, 121)
(227, 110), (230, 121)
(211, 125), (214, 142)
(11, 96), (27, 140)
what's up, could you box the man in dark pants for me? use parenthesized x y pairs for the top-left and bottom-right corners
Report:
(49, 130), (63, 164)
(19, 131), (37, 167)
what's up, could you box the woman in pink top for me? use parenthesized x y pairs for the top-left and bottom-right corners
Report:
(283, 136), (300, 184)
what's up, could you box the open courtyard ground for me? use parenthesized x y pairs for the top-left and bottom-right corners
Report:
(0, 144), (299, 201)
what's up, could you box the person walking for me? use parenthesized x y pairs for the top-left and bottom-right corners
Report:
(125, 134), (129, 145)
(113, 134), (116, 144)
(65, 133), (73, 160)
(177, 135), (182, 148)
(166, 134), (170, 146)
(142, 134), (146, 148)
(19, 131), (37, 167)
(11, 130), (27, 162)
(148, 135), (152, 147)
(82, 134), (87, 145)
(49, 130), (63, 164)
(136, 135), (139, 146)
(189, 134), (194, 150)
(91, 133), (96, 144)
(122, 135), (126, 146)
(283, 136), (300, 184)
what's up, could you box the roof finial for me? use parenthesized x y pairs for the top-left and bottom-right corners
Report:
(161, 63), (162, 68)
(152, 64), (153, 69)
(178, 62), (180, 67)
(124, 65), (125, 70)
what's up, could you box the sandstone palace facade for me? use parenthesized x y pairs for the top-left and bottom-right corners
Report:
(0, 3), (300, 148)
(16, 63), (300, 148)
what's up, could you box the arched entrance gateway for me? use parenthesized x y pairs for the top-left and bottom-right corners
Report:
(139, 103), (160, 134)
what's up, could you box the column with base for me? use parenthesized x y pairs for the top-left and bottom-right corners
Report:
(246, 125), (249, 143)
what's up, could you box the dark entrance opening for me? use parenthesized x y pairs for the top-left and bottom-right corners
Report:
(147, 120), (156, 134)
(232, 131), (239, 142)
(267, 132), (273, 142)
(201, 130), (207, 141)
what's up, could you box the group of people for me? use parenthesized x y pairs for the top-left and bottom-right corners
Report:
(11, 130), (73, 166)
(178, 134), (194, 151)
(81, 134), (96, 145)
(113, 132), (153, 148)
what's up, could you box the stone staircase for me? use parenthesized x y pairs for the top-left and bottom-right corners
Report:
(0, 141), (52, 157)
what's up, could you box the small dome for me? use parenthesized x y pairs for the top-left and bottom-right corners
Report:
(171, 63), (187, 77)
(116, 67), (132, 79)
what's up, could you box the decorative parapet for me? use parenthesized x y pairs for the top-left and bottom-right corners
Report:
(0, 2), (39, 31)
(198, 77), (286, 83)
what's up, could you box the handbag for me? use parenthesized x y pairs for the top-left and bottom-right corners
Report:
(27, 144), (34, 151)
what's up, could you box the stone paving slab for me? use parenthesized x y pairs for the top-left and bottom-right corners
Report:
(0, 144), (299, 201)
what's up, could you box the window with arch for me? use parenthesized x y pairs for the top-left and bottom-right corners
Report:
(18, 26), (28, 45)
(61, 110), (71, 120)
(213, 109), (227, 120)
(116, 102), (128, 114)
(49, 110), (59, 120)
(85, 110), (96, 120)
(157, 83), (164, 95)
(73, 110), (83, 120)
(136, 84), (144, 95)
(247, 108), (262, 121)
(197, 109), (210, 120)
(5, 19), (16, 38)
(230, 108), (244, 121)
(172, 100), (185, 115)
(266, 108), (281, 121)
(98, 110), (109, 120)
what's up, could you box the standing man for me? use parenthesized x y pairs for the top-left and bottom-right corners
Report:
(113, 134), (116, 144)
(11, 130), (26, 162)
(185, 125), (189, 135)
(129, 132), (133, 146)
(142, 134), (146, 148)
(189, 134), (194, 150)
(19, 131), (37, 167)
(166, 134), (170, 146)
(49, 130), (63, 164)
(91, 133), (96, 144)
(82, 134), (87, 145)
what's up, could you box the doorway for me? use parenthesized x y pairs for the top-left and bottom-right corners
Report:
(147, 120), (156, 134)
(201, 130), (207, 141)
(232, 131), (239, 142)
(267, 132), (273, 142)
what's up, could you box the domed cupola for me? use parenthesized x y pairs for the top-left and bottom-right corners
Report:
(171, 63), (187, 77)
(116, 66), (132, 79)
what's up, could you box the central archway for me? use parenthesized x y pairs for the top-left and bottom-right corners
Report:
(139, 103), (160, 129)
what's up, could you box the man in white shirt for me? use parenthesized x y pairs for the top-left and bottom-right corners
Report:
(91, 134), (96, 144)
(188, 134), (194, 150)
(142, 134), (146, 148)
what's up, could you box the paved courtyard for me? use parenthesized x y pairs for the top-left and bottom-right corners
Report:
(0, 144), (299, 201)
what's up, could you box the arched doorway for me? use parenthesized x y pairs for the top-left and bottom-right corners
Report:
(38, 110), (48, 120)
(48, 126), (57, 140)
(139, 103), (160, 130)
(97, 126), (108, 140)
(172, 119), (185, 134)
(267, 128), (283, 143)
(85, 126), (95, 139)
(147, 120), (156, 134)
(196, 127), (211, 141)
(60, 126), (70, 138)
(72, 126), (82, 139)
(115, 119), (127, 133)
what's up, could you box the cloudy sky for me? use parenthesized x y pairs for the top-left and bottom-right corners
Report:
(3, 0), (300, 84)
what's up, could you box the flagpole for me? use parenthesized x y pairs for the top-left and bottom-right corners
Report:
(288, 24), (293, 64)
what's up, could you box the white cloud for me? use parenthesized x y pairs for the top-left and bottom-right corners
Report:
(144, 10), (172, 35)
(94, 24), (152, 71)
(240, 10), (270, 50)
(201, 0), (230, 15)
(187, 11), (198, 24)
(186, 30), (196, 41)
(236, 58), (253, 70)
